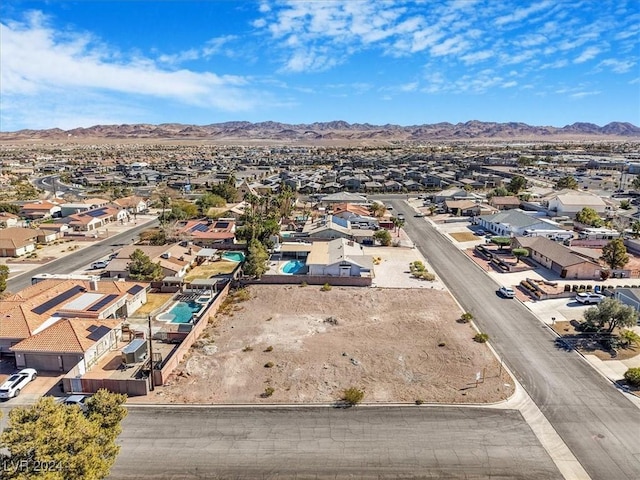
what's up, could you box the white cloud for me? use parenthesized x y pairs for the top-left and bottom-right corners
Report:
(574, 46), (600, 63)
(494, 1), (553, 27)
(0, 15), (260, 114)
(461, 50), (494, 64)
(597, 58), (635, 74)
(502, 81), (517, 88)
(571, 90), (601, 99)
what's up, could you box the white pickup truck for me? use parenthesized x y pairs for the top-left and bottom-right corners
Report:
(0, 368), (37, 399)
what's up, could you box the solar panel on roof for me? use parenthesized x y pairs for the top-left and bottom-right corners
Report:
(87, 294), (118, 312)
(32, 286), (85, 315)
(86, 207), (108, 218)
(214, 222), (229, 228)
(127, 284), (144, 295)
(87, 325), (113, 341)
(190, 224), (209, 232)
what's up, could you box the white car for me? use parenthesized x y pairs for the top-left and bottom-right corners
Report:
(575, 292), (604, 304)
(0, 368), (37, 399)
(91, 260), (109, 269)
(498, 286), (516, 298)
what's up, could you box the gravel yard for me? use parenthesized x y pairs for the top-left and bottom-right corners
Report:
(141, 285), (513, 405)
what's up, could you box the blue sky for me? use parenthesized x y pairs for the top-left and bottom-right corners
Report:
(1, 0), (639, 131)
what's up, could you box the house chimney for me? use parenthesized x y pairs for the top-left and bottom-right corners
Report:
(89, 280), (99, 291)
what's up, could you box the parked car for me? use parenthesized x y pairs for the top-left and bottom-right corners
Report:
(62, 394), (91, 412)
(575, 292), (604, 305)
(475, 229), (487, 236)
(91, 260), (109, 269)
(0, 368), (37, 399)
(414, 213), (425, 217)
(498, 286), (516, 298)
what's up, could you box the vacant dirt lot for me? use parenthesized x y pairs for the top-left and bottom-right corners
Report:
(142, 285), (513, 405)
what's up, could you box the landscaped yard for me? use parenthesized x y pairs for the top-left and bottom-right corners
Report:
(449, 232), (479, 242)
(184, 261), (238, 282)
(134, 293), (175, 316)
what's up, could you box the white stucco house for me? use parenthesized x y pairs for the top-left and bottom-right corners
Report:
(306, 238), (373, 277)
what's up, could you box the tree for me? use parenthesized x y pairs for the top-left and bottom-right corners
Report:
(243, 239), (268, 278)
(392, 217), (405, 237)
(631, 220), (640, 238)
(373, 229), (392, 246)
(0, 203), (20, 214)
(601, 238), (629, 270)
(490, 186), (509, 198)
(369, 202), (386, 218)
(507, 175), (526, 194)
(158, 194), (170, 226)
(512, 247), (529, 263)
(555, 176), (579, 190)
(631, 175), (640, 192)
(167, 200), (198, 221)
(490, 236), (512, 250)
(196, 193), (226, 216)
(128, 249), (163, 281)
(428, 205), (437, 216)
(583, 298), (638, 334)
(0, 264), (9, 294)
(210, 174), (238, 203)
(624, 367), (640, 387)
(575, 207), (603, 227)
(0, 391), (127, 480)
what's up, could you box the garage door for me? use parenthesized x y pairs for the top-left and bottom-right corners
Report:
(24, 354), (82, 372)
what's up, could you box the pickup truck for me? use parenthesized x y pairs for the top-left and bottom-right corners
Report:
(0, 369), (37, 399)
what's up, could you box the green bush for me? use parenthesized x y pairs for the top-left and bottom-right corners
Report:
(473, 333), (489, 343)
(320, 283), (332, 291)
(262, 387), (275, 397)
(264, 362), (274, 368)
(624, 367), (640, 387)
(459, 312), (473, 323)
(341, 387), (365, 406)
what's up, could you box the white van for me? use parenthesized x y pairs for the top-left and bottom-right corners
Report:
(575, 293), (604, 305)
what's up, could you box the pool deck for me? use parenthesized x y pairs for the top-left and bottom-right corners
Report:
(265, 258), (307, 275)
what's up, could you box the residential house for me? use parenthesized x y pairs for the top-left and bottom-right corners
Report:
(20, 201), (61, 219)
(319, 192), (368, 206)
(476, 210), (565, 237)
(613, 289), (640, 323)
(306, 238), (373, 277)
(175, 219), (236, 248)
(0, 279), (147, 363)
(544, 190), (607, 216)
(113, 196), (148, 214)
(104, 243), (202, 279)
(0, 227), (39, 257)
(489, 196), (521, 210)
(303, 215), (376, 245)
(66, 206), (127, 232)
(512, 236), (601, 279)
(0, 212), (20, 228)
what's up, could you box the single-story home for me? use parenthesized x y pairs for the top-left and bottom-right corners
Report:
(306, 238), (373, 277)
(0, 227), (39, 257)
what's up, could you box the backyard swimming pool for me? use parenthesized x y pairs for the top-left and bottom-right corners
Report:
(157, 301), (203, 323)
(282, 260), (306, 274)
(221, 251), (245, 262)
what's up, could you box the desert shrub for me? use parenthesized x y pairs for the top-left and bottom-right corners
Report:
(264, 345), (273, 352)
(459, 312), (473, 323)
(438, 342), (446, 347)
(624, 367), (640, 387)
(299, 282), (308, 287)
(264, 362), (274, 368)
(262, 387), (275, 397)
(473, 333), (489, 343)
(341, 387), (364, 406)
(242, 345), (253, 352)
(320, 283), (332, 291)
(415, 399), (424, 405)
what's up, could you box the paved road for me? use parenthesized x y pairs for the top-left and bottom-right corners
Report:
(7, 220), (158, 292)
(110, 406), (562, 480)
(390, 200), (640, 480)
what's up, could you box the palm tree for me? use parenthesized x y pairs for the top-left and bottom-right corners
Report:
(369, 202), (386, 218)
(159, 194), (170, 226)
(392, 217), (405, 237)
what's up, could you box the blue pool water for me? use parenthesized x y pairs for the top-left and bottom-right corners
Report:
(282, 260), (306, 274)
(222, 251), (245, 262)
(168, 301), (202, 324)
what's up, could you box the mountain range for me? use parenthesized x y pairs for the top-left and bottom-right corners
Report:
(1, 120), (639, 142)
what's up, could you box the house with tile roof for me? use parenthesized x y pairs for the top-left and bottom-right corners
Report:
(20, 201), (61, 220)
(66, 205), (127, 231)
(0, 227), (40, 257)
(12, 318), (123, 372)
(489, 195), (522, 210)
(512, 236), (601, 279)
(0, 279), (147, 360)
(175, 219), (236, 248)
(0, 212), (20, 228)
(103, 242), (202, 279)
(113, 195), (148, 213)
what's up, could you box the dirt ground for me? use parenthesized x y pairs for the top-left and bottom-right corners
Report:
(141, 285), (514, 405)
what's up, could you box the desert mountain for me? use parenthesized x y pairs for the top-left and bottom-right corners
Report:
(1, 120), (638, 142)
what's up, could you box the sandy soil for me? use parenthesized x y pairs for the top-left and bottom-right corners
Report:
(140, 285), (514, 405)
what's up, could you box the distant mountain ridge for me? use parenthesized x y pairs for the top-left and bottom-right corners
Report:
(1, 120), (639, 141)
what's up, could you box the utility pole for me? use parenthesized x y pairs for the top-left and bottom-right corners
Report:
(147, 315), (154, 391)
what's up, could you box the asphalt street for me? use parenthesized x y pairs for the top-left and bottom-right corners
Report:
(110, 406), (562, 480)
(390, 200), (640, 480)
(7, 219), (159, 292)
